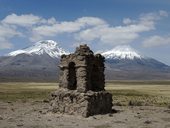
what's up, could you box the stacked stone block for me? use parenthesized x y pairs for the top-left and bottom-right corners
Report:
(50, 44), (113, 117)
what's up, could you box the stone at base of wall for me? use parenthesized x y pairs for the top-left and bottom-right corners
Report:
(49, 89), (113, 117)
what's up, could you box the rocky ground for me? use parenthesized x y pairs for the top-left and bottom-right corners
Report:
(0, 100), (170, 128)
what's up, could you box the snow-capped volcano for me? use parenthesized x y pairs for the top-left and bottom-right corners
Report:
(1, 43), (170, 81)
(102, 45), (142, 60)
(8, 40), (69, 58)
(102, 45), (170, 80)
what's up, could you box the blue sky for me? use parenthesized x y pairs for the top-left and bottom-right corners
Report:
(0, 0), (170, 65)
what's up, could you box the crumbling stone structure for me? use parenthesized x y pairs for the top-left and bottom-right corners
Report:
(50, 44), (113, 117)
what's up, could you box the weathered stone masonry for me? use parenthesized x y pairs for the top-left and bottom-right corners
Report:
(50, 44), (113, 117)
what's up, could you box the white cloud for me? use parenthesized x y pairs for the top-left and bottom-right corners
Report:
(76, 17), (106, 26)
(159, 10), (168, 17)
(123, 18), (133, 25)
(0, 11), (168, 49)
(75, 11), (168, 46)
(30, 17), (106, 42)
(0, 24), (21, 49)
(0, 38), (13, 49)
(46, 17), (57, 25)
(2, 13), (43, 27)
(76, 25), (140, 45)
(143, 35), (170, 47)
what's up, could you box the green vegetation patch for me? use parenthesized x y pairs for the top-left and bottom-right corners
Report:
(106, 80), (170, 85)
(108, 89), (150, 97)
(0, 82), (170, 107)
(93, 124), (111, 128)
(0, 82), (58, 101)
(108, 89), (170, 107)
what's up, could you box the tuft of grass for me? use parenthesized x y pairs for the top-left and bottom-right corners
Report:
(93, 124), (111, 128)
(167, 104), (170, 109)
(128, 100), (143, 106)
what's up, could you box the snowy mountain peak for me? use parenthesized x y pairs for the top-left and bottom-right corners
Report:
(8, 40), (69, 58)
(102, 45), (142, 60)
(35, 40), (58, 48)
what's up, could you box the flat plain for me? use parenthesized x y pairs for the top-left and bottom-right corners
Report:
(0, 81), (170, 128)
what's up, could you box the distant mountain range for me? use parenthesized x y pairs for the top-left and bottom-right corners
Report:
(0, 40), (170, 82)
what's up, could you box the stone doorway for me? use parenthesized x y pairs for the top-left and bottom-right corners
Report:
(50, 44), (112, 117)
(91, 64), (99, 91)
(68, 62), (77, 90)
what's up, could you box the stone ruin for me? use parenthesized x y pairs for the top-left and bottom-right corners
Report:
(50, 44), (113, 117)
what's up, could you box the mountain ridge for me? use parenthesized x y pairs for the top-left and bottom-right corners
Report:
(102, 45), (143, 60)
(0, 40), (170, 81)
(8, 40), (69, 58)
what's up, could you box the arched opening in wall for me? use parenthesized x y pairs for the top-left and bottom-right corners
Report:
(91, 64), (99, 91)
(68, 62), (77, 90)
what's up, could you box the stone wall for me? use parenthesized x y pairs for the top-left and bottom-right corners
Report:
(58, 44), (105, 92)
(50, 44), (113, 117)
(50, 89), (113, 117)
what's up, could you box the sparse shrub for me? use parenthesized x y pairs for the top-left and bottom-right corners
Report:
(128, 100), (143, 106)
(94, 124), (111, 128)
(168, 104), (170, 109)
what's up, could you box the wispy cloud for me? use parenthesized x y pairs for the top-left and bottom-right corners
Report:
(2, 13), (43, 27)
(0, 10), (168, 49)
(143, 35), (170, 47)
(30, 17), (106, 41)
(0, 24), (21, 49)
(76, 10), (168, 46)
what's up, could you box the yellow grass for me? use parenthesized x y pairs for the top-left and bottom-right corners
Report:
(0, 82), (58, 101)
(106, 84), (170, 97)
(0, 82), (170, 107)
(106, 82), (170, 107)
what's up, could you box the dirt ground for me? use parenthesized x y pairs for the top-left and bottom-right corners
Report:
(0, 100), (170, 128)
